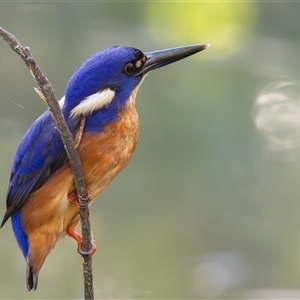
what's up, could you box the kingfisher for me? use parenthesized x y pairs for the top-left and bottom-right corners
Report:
(1, 43), (208, 291)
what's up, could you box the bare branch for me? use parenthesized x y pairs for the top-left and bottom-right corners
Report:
(0, 27), (94, 300)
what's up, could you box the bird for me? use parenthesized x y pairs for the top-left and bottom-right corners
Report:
(1, 43), (209, 291)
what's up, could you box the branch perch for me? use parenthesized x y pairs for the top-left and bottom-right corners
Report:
(0, 27), (94, 300)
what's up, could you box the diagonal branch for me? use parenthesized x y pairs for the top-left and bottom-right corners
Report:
(0, 27), (94, 300)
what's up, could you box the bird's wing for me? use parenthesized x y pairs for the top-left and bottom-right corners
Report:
(1, 110), (82, 227)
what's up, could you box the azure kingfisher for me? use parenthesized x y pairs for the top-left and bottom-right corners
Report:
(1, 43), (209, 291)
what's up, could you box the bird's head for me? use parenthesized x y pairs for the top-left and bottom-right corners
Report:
(62, 44), (209, 118)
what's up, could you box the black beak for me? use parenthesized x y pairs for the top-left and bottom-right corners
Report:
(138, 44), (209, 76)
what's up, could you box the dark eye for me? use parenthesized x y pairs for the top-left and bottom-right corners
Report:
(124, 62), (135, 75)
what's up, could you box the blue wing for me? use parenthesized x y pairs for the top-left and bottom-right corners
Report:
(1, 110), (81, 227)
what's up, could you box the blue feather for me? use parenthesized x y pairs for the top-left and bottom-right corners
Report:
(1, 110), (81, 227)
(11, 210), (28, 258)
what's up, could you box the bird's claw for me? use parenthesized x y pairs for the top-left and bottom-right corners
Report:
(77, 239), (97, 257)
(66, 227), (97, 257)
(68, 188), (92, 209)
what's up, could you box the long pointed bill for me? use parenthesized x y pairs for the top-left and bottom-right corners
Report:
(138, 44), (210, 76)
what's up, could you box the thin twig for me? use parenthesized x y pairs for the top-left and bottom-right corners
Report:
(0, 27), (94, 300)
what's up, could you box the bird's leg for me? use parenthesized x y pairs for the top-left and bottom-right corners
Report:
(68, 188), (92, 208)
(66, 226), (97, 257)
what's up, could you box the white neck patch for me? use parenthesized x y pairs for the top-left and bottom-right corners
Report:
(59, 96), (65, 108)
(70, 88), (115, 117)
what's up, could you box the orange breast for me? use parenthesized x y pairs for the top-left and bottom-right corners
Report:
(21, 102), (139, 238)
(77, 103), (139, 198)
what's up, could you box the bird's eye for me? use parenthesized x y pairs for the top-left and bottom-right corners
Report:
(124, 62), (135, 75)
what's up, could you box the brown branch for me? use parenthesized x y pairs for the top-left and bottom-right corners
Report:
(0, 27), (94, 300)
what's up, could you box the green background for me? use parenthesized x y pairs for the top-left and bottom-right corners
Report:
(1, 1), (300, 299)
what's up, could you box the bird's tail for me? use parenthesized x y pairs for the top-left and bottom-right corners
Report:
(26, 232), (57, 291)
(26, 263), (39, 291)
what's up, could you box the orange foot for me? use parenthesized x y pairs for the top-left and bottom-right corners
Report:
(66, 226), (97, 257)
(68, 188), (92, 209)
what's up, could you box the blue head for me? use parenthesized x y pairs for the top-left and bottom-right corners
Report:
(62, 44), (209, 127)
(64, 46), (145, 113)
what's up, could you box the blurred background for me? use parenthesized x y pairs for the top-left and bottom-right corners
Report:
(1, 1), (300, 299)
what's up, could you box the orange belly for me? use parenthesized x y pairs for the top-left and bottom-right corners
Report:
(21, 102), (139, 270)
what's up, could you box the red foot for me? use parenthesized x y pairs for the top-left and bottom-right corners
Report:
(66, 227), (97, 257)
(68, 188), (92, 209)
